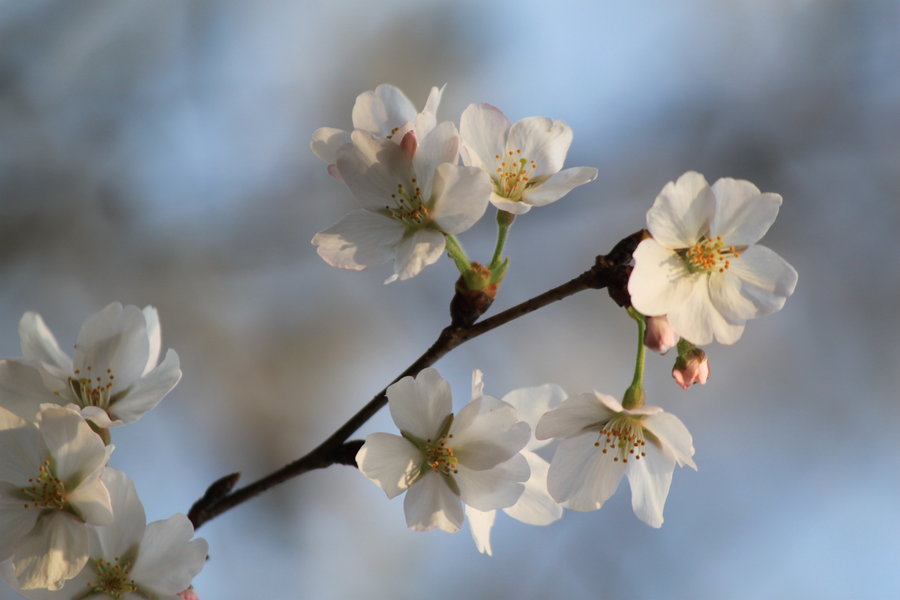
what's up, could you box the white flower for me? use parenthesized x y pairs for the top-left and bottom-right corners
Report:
(459, 103), (597, 215)
(536, 392), (696, 528)
(6, 302), (181, 427)
(311, 83), (444, 179)
(0, 404), (113, 590)
(466, 376), (566, 555)
(356, 368), (531, 533)
(5, 468), (208, 600)
(628, 171), (798, 345)
(312, 125), (491, 283)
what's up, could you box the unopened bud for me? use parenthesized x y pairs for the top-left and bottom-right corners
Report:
(672, 348), (710, 390)
(178, 589), (200, 600)
(644, 315), (677, 354)
(400, 130), (418, 158)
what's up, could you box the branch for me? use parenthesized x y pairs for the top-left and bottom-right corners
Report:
(188, 230), (646, 529)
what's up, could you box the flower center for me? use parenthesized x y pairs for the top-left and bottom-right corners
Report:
(593, 415), (646, 463)
(384, 178), (431, 226)
(493, 149), (537, 201)
(422, 434), (459, 476)
(21, 459), (66, 510)
(61, 365), (115, 409)
(679, 236), (742, 274)
(85, 557), (139, 599)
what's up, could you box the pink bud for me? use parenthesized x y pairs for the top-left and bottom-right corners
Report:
(399, 130), (418, 158)
(672, 350), (710, 390)
(178, 589), (200, 600)
(644, 315), (678, 354)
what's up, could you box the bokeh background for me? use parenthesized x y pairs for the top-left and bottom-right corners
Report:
(1, 1), (898, 598)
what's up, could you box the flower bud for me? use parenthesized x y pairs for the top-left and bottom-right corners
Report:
(672, 348), (710, 390)
(644, 315), (678, 354)
(178, 588), (200, 600)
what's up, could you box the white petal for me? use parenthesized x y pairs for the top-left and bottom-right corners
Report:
(628, 239), (696, 317)
(108, 349), (181, 425)
(727, 245), (798, 316)
(646, 171), (714, 248)
(667, 277), (745, 345)
(312, 210), (405, 271)
(0, 484), (40, 561)
(451, 397), (530, 470)
(310, 126), (350, 165)
(386, 368), (452, 440)
(91, 468), (146, 559)
(403, 470), (463, 532)
(502, 384), (567, 450)
(710, 178), (781, 246)
(455, 454), (529, 511)
(459, 103), (509, 172)
(430, 164), (491, 234)
(66, 476), (113, 527)
(37, 406), (109, 490)
(18, 312), (72, 373)
(0, 411), (44, 486)
(141, 306), (162, 375)
(338, 131), (413, 209)
(0, 361), (51, 423)
(535, 392), (613, 441)
(470, 369), (484, 401)
(14, 511), (88, 590)
(356, 433), (421, 499)
(465, 506), (496, 556)
(415, 84), (445, 136)
(413, 121), (459, 197)
(709, 271), (760, 324)
(352, 84), (417, 135)
(389, 229), (445, 283)
(74, 303), (150, 393)
(507, 116), (572, 177)
(547, 433), (626, 511)
(643, 413), (697, 470)
(625, 446), (675, 528)
(522, 166), (598, 207)
(131, 515), (208, 595)
(489, 193), (533, 215)
(503, 451), (563, 525)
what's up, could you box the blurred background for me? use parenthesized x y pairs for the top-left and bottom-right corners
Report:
(0, 0), (898, 598)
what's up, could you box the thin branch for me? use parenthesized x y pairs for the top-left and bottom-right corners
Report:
(188, 230), (646, 529)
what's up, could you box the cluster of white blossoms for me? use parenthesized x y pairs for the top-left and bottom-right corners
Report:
(319, 85), (797, 550)
(0, 303), (207, 598)
(310, 83), (598, 283)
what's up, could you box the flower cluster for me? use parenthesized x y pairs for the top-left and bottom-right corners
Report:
(311, 83), (598, 284)
(0, 304), (206, 598)
(327, 85), (797, 551)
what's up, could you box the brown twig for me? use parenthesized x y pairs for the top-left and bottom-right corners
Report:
(188, 230), (646, 529)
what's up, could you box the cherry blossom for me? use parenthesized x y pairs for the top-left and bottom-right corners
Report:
(628, 171), (798, 345)
(312, 125), (490, 283)
(3, 303), (181, 428)
(5, 468), (208, 600)
(536, 391), (695, 528)
(459, 103), (597, 214)
(0, 404), (113, 590)
(356, 368), (530, 533)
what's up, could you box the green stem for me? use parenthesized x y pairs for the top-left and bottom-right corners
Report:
(444, 234), (472, 275)
(623, 307), (647, 409)
(489, 210), (516, 270)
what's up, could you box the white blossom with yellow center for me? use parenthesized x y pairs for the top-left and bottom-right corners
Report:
(312, 124), (491, 284)
(7, 468), (208, 600)
(1, 302), (181, 428)
(628, 171), (798, 345)
(459, 103), (598, 214)
(0, 404), (114, 590)
(356, 368), (531, 533)
(536, 391), (696, 528)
